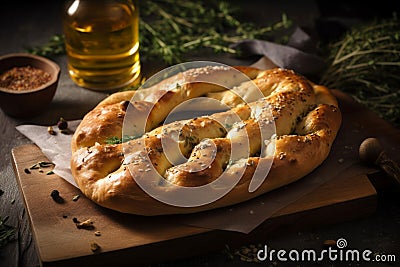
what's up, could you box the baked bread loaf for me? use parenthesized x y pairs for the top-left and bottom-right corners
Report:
(71, 66), (341, 215)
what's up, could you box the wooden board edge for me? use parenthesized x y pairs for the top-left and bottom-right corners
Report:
(11, 144), (46, 262)
(39, 193), (377, 267)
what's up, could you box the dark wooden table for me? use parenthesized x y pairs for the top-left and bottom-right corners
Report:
(1, 1), (399, 267)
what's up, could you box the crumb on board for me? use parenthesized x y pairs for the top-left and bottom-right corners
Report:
(90, 242), (101, 252)
(50, 189), (64, 204)
(47, 126), (56, 135)
(75, 218), (95, 230)
(72, 194), (80, 201)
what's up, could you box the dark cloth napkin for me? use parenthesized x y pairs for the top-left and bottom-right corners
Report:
(231, 27), (326, 80)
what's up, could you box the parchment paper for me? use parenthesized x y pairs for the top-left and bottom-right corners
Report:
(16, 120), (81, 186)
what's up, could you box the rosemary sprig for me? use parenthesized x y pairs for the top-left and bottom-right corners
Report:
(0, 216), (15, 250)
(320, 16), (400, 127)
(26, 1), (291, 64)
(139, 1), (291, 64)
(25, 34), (65, 57)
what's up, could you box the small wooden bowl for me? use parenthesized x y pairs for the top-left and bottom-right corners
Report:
(0, 53), (60, 118)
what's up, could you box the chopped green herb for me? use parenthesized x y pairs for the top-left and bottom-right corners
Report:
(106, 135), (139, 144)
(105, 136), (122, 144)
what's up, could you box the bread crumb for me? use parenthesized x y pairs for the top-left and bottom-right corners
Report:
(90, 242), (101, 252)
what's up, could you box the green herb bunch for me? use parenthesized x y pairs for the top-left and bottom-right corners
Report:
(0, 216), (15, 250)
(320, 16), (400, 127)
(139, 0), (291, 64)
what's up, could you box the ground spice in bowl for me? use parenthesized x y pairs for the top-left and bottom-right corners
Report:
(0, 53), (60, 118)
(0, 65), (51, 90)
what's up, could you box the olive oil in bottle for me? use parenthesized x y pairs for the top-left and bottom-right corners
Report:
(63, 0), (140, 91)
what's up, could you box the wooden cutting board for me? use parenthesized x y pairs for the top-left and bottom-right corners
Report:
(11, 143), (377, 267)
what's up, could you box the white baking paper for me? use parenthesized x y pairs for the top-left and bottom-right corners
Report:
(16, 120), (81, 187)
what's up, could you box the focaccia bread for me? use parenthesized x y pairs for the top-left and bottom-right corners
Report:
(70, 66), (342, 215)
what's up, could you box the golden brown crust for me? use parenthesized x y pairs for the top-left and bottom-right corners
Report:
(71, 67), (342, 215)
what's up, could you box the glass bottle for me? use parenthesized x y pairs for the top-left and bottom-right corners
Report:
(63, 0), (140, 91)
